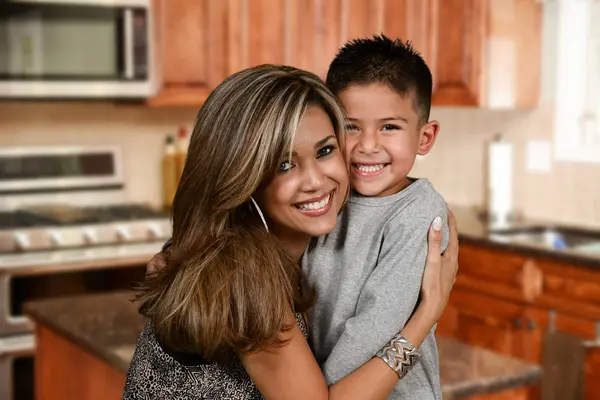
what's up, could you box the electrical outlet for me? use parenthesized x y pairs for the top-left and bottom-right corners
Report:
(526, 140), (552, 173)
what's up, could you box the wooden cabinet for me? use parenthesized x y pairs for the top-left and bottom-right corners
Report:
(426, 0), (542, 108)
(221, 0), (428, 80)
(149, 0), (229, 106)
(439, 289), (523, 357)
(149, 0), (542, 108)
(35, 324), (125, 400)
(226, 0), (325, 78)
(438, 289), (549, 363)
(439, 242), (600, 398)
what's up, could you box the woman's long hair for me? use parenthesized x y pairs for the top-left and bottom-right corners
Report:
(136, 65), (347, 362)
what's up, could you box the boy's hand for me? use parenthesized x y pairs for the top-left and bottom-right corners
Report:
(147, 251), (167, 274)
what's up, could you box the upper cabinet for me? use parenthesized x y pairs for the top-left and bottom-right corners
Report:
(149, 0), (228, 107)
(149, 0), (542, 109)
(223, 0), (425, 80)
(427, 0), (542, 108)
(226, 0), (323, 77)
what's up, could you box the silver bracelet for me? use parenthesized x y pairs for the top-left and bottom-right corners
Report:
(375, 334), (422, 379)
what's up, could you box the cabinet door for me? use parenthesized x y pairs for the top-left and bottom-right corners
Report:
(585, 347), (600, 400)
(150, 0), (228, 106)
(448, 289), (524, 357)
(426, 0), (541, 108)
(518, 307), (549, 363)
(228, 0), (327, 77)
(437, 302), (459, 337)
(320, 0), (429, 79)
(426, 0), (485, 106)
(227, 0), (428, 81)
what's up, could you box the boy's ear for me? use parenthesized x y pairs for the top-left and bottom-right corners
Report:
(417, 120), (440, 156)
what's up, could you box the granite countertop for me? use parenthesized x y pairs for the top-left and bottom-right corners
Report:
(438, 338), (540, 399)
(452, 206), (600, 268)
(24, 291), (540, 399)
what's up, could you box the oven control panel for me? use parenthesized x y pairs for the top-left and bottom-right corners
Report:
(0, 219), (172, 254)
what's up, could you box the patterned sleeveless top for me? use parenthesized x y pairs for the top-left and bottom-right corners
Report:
(122, 313), (308, 400)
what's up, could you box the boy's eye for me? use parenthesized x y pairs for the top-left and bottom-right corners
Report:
(279, 161), (294, 172)
(317, 145), (337, 158)
(381, 124), (401, 131)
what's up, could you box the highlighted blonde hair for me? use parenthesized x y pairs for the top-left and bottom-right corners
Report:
(137, 65), (347, 361)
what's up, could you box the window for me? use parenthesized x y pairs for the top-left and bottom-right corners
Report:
(552, 0), (600, 163)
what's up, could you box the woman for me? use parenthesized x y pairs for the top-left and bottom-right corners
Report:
(124, 65), (458, 399)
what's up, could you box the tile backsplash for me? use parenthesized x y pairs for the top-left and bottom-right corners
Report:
(1, 101), (599, 228)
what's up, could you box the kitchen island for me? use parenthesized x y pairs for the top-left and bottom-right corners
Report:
(438, 207), (600, 398)
(25, 291), (540, 400)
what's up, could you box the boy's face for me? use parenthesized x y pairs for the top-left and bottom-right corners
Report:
(339, 83), (439, 197)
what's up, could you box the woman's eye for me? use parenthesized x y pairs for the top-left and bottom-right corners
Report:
(279, 161), (294, 172)
(317, 145), (336, 158)
(381, 124), (401, 131)
(345, 124), (360, 132)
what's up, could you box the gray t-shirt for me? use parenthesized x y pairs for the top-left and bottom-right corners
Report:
(302, 178), (449, 400)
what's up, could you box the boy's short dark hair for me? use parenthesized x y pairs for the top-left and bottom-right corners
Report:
(326, 34), (432, 125)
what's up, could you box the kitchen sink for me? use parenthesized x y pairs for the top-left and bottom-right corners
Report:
(489, 226), (600, 254)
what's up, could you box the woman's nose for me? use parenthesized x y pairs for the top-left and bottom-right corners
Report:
(301, 163), (326, 192)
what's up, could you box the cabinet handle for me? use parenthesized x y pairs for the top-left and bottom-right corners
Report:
(513, 318), (522, 328)
(528, 319), (537, 330)
(519, 259), (544, 302)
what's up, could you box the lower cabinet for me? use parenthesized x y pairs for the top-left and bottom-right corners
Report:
(439, 242), (600, 399)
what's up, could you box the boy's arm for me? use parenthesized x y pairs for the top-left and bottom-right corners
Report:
(321, 204), (449, 385)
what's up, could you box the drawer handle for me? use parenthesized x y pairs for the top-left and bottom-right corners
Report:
(518, 259), (543, 302)
(513, 318), (523, 328)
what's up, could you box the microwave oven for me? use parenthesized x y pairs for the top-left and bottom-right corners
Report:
(0, 0), (155, 98)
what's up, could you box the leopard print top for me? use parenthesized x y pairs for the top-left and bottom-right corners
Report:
(122, 314), (308, 400)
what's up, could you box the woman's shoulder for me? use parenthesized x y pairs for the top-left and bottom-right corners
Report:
(123, 323), (262, 399)
(123, 315), (308, 399)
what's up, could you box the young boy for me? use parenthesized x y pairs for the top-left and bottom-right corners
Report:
(303, 35), (449, 399)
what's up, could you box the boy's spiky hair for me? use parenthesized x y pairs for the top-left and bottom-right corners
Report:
(326, 34), (432, 125)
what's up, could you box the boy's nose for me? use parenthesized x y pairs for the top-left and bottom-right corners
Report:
(357, 132), (380, 154)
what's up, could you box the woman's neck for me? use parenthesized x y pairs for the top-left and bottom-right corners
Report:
(273, 231), (311, 263)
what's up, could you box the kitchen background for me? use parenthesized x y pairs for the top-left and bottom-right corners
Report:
(2, 100), (598, 228)
(1, 0), (600, 399)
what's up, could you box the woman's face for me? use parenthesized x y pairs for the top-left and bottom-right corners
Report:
(256, 105), (349, 241)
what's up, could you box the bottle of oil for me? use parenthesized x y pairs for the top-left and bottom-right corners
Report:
(162, 135), (177, 209)
(175, 126), (189, 183)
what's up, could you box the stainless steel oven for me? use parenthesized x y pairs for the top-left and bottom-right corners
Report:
(0, 0), (155, 98)
(0, 334), (34, 400)
(0, 146), (171, 400)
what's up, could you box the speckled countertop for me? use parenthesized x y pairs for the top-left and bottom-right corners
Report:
(438, 338), (540, 399)
(451, 206), (600, 268)
(24, 291), (540, 399)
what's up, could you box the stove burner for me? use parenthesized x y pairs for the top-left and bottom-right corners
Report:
(89, 205), (169, 223)
(0, 211), (55, 229)
(0, 204), (169, 229)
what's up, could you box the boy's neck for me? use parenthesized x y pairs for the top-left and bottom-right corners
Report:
(370, 176), (416, 198)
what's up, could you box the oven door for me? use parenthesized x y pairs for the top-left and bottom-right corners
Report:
(0, 253), (148, 336)
(0, 334), (35, 400)
(0, 0), (155, 98)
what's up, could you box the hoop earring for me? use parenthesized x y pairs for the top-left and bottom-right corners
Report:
(250, 197), (269, 233)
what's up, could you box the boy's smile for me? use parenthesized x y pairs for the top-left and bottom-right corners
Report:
(340, 83), (439, 197)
